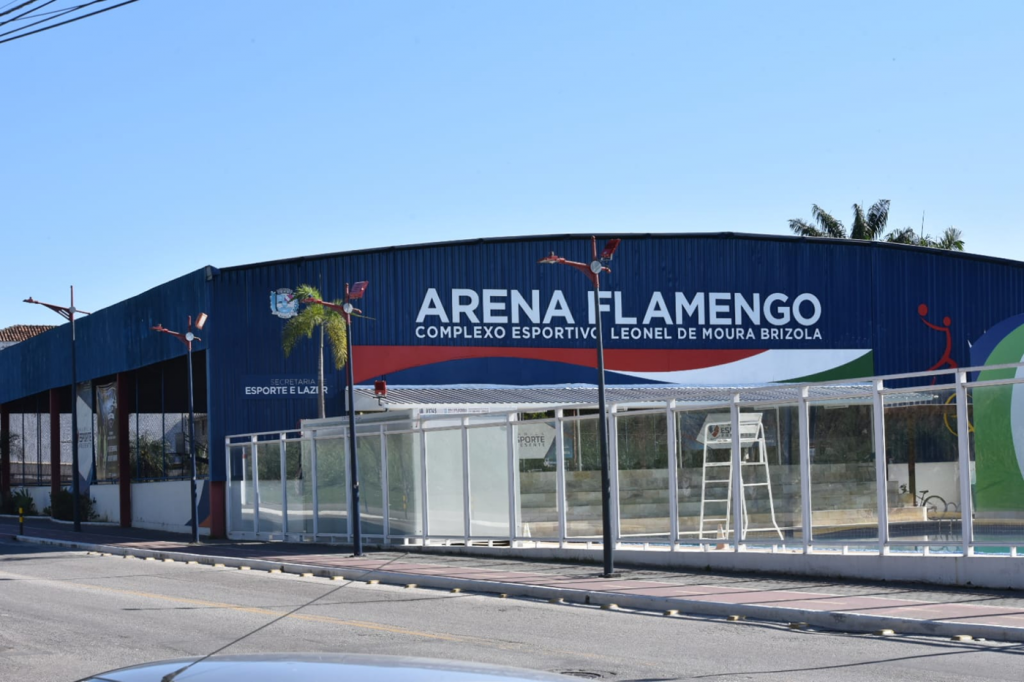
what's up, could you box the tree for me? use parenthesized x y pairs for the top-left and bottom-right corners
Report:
(885, 225), (965, 251)
(789, 200), (966, 251)
(281, 284), (348, 419)
(789, 200), (889, 241)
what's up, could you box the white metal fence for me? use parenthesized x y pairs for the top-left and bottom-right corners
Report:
(225, 363), (1024, 556)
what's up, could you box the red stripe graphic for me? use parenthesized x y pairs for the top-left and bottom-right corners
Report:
(354, 346), (766, 383)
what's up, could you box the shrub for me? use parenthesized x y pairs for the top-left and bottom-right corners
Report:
(43, 489), (99, 521)
(3, 488), (37, 515)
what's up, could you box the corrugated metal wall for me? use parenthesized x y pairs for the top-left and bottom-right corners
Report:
(5, 235), (1024, 483)
(0, 268), (210, 404)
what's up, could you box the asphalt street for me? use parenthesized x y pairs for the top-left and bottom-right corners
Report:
(1, 540), (1022, 682)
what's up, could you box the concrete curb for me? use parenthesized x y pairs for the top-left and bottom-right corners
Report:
(14, 534), (1024, 644)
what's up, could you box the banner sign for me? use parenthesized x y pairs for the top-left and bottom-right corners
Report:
(76, 382), (94, 494)
(242, 374), (339, 399)
(515, 422), (557, 459)
(228, 237), (1024, 391)
(95, 382), (118, 482)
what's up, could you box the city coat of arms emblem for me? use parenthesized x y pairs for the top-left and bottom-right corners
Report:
(270, 288), (299, 319)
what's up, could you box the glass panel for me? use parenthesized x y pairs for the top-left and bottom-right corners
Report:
(971, 377), (1024, 554)
(356, 432), (385, 536)
(884, 389), (962, 551)
(387, 432), (421, 537)
(256, 440), (283, 534)
(616, 412), (669, 539)
(59, 413), (73, 485)
(676, 408), (733, 543)
(808, 400), (878, 545)
(38, 413), (51, 485)
(564, 414), (603, 539)
(469, 425), (510, 538)
(425, 428), (464, 537)
(131, 413), (169, 481)
(315, 435), (348, 535)
(284, 438), (314, 535)
(10, 414), (29, 486)
(228, 444), (254, 534)
(513, 421), (556, 539)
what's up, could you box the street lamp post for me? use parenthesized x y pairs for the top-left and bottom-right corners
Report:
(302, 281), (368, 557)
(538, 237), (621, 577)
(25, 287), (90, 532)
(151, 313), (208, 544)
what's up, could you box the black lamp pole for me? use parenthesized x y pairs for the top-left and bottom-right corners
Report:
(152, 313), (208, 544)
(302, 282), (369, 557)
(538, 237), (621, 577)
(344, 300), (361, 557)
(25, 287), (90, 532)
(185, 333), (198, 544)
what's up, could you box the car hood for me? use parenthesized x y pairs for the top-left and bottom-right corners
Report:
(80, 653), (571, 682)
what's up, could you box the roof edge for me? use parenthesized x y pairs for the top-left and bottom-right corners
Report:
(216, 231), (1022, 272)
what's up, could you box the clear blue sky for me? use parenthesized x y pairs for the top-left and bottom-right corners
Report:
(3, 1), (1021, 326)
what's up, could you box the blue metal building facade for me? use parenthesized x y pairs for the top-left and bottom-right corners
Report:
(0, 268), (211, 406)
(5, 235), (1024, 488)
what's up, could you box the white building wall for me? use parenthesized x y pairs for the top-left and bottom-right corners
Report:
(132, 480), (209, 536)
(90, 483), (121, 524)
(19, 485), (51, 513)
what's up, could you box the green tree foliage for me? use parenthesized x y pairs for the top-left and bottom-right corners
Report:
(886, 225), (965, 251)
(281, 284), (349, 419)
(789, 200), (966, 251)
(130, 434), (208, 481)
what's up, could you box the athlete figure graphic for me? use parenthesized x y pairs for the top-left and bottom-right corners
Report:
(918, 303), (958, 384)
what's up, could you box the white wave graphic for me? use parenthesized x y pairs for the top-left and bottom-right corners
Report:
(610, 349), (871, 385)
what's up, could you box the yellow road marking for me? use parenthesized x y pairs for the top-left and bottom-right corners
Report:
(0, 566), (671, 674)
(0, 568), (473, 643)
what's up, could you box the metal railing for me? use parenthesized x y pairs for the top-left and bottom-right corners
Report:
(225, 362), (1024, 557)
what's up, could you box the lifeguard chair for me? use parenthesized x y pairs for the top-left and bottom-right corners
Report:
(697, 412), (783, 542)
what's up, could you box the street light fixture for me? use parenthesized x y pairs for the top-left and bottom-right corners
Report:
(25, 287), (90, 532)
(151, 313), (208, 544)
(538, 237), (621, 577)
(302, 281), (369, 557)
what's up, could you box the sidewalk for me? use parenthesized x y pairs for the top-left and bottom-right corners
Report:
(4, 517), (1024, 643)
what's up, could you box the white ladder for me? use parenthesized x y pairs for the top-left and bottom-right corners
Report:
(697, 414), (784, 542)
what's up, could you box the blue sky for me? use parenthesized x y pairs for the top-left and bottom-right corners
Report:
(3, 1), (1021, 326)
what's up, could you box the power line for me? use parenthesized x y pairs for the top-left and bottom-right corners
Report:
(0, 0), (58, 29)
(0, 1), (88, 39)
(0, 0), (138, 45)
(0, 0), (44, 20)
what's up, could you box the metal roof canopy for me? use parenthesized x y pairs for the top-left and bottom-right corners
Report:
(351, 383), (936, 413)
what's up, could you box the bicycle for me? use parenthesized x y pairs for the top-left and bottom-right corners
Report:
(912, 489), (960, 516)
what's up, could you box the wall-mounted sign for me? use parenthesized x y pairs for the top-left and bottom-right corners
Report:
(515, 422), (557, 459)
(243, 374), (339, 399)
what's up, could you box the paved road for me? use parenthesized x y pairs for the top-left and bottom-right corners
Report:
(7, 517), (1024, 642)
(1, 541), (1022, 682)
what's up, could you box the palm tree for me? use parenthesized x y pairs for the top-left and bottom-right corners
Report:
(788, 204), (849, 239)
(789, 200), (965, 251)
(934, 227), (965, 251)
(789, 200), (889, 241)
(886, 225), (965, 251)
(281, 284), (348, 419)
